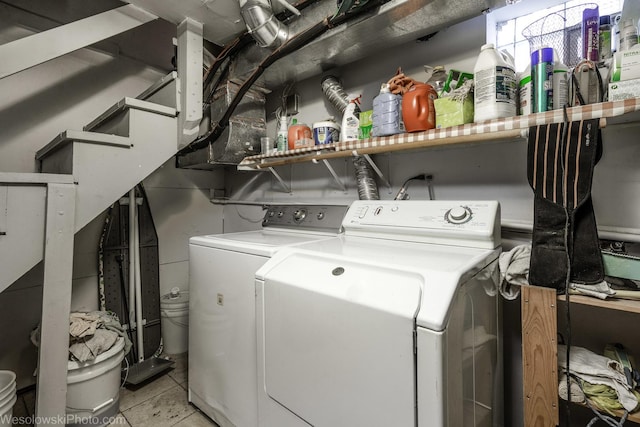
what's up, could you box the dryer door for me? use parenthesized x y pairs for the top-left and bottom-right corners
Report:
(262, 251), (423, 426)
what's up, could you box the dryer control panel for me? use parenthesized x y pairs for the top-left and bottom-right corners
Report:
(344, 200), (500, 249)
(263, 205), (347, 232)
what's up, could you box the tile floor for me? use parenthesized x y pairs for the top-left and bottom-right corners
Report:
(12, 353), (219, 427)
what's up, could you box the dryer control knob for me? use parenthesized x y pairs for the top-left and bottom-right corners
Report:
(317, 212), (325, 220)
(293, 209), (307, 222)
(446, 206), (472, 224)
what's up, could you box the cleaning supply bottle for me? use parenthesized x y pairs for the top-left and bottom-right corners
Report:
(401, 83), (437, 132)
(288, 118), (313, 149)
(553, 53), (569, 110)
(517, 64), (532, 115)
(473, 43), (517, 122)
(276, 116), (288, 152)
(621, 0), (640, 47)
(599, 15), (613, 61)
(372, 83), (404, 136)
(340, 97), (361, 142)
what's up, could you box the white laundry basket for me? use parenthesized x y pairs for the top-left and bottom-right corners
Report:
(0, 370), (16, 427)
(160, 288), (189, 355)
(66, 337), (124, 427)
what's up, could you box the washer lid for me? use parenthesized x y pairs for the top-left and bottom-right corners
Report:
(261, 251), (421, 426)
(189, 229), (336, 256)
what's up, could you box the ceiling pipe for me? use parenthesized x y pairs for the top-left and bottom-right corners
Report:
(240, 0), (298, 48)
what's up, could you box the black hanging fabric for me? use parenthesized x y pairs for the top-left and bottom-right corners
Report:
(527, 119), (604, 290)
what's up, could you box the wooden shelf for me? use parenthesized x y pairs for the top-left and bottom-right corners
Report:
(558, 294), (640, 314)
(573, 401), (640, 424)
(239, 98), (640, 170)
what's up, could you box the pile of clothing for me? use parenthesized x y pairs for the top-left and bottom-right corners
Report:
(68, 311), (131, 362)
(31, 311), (131, 362)
(559, 344), (640, 418)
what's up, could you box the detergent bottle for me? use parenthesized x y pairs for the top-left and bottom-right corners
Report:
(474, 43), (517, 122)
(288, 118), (313, 149)
(401, 83), (437, 132)
(372, 83), (404, 136)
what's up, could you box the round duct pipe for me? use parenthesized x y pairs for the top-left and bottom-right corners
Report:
(241, 0), (289, 48)
(320, 75), (380, 200)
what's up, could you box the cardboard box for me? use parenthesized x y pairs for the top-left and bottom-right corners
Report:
(611, 45), (640, 82)
(608, 78), (640, 101)
(434, 96), (473, 128)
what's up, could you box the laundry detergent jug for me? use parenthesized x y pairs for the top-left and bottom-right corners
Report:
(474, 43), (517, 122)
(401, 83), (437, 132)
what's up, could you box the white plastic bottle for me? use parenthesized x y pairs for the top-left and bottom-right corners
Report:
(553, 55), (569, 110)
(341, 98), (360, 142)
(276, 117), (288, 152)
(474, 43), (517, 122)
(517, 64), (531, 116)
(621, 0), (640, 47)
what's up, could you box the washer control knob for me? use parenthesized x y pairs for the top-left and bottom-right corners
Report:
(293, 209), (307, 222)
(446, 206), (472, 224)
(268, 211), (275, 217)
(317, 212), (325, 220)
(277, 211), (284, 218)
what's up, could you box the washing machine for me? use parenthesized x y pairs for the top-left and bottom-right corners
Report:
(188, 205), (347, 427)
(255, 200), (503, 427)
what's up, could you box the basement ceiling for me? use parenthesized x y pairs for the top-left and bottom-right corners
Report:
(124, 0), (248, 46)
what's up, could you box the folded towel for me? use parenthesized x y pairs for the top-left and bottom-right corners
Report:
(569, 280), (616, 300)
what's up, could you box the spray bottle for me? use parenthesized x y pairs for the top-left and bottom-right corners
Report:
(340, 96), (361, 142)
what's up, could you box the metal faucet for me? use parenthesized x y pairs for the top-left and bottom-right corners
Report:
(394, 174), (434, 200)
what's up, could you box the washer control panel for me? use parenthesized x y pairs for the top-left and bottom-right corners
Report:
(345, 200), (500, 248)
(263, 205), (347, 232)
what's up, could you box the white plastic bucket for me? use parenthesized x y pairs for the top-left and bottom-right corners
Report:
(66, 337), (124, 422)
(160, 288), (189, 355)
(0, 371), (16, 427)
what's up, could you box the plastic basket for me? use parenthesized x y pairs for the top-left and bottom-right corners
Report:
(522, 3), (598, 68)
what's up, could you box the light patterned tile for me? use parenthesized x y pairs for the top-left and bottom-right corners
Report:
(171, 410), (218, 427)
(165, 353), (187, 386)
(119, 374), (177, 411)
(122, 385), (194, 427)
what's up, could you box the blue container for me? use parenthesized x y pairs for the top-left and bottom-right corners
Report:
(312, 120), (340, 145)
(372, 84), (404, 136)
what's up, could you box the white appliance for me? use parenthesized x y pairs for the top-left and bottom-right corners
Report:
(188, 205), (347, 427)
(256, 200), (503, 427)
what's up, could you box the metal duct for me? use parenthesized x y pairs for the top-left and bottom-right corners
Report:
(248, 0), (506, 88)
(320, 75), (379, 200)
(321, 75), (350, 114)
(240, 0), (289, 48)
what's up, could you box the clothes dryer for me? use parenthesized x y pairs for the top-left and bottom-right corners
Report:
(256, 200), (502, 427)
(188, 205), (347, 427)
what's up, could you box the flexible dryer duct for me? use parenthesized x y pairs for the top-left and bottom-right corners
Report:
(321, 75), (379, 200)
